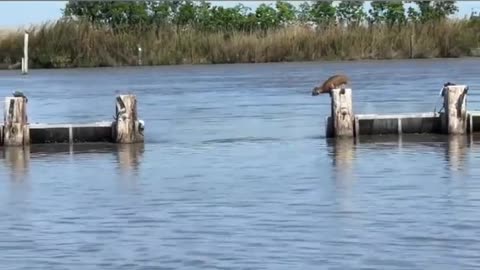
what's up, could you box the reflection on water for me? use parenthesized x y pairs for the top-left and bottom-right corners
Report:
(115, 143), (145, 173)
(327, 137), (357, 215)
(0, 143), (145, 181)
(446, 135), (469, 173)
(3, 146), (30, 182)
(327, 137), (356, 179)
(354, 134), (472, 175)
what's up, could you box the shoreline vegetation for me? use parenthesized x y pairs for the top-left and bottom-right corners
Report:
(0, 0), (479, 69)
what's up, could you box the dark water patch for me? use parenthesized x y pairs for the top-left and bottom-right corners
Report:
(303, 135), (327, 140)
(202, 136), (281, 144)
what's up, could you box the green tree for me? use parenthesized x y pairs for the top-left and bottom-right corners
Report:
(147, 1), (173, 27)
(275, 1), (297, 25)
(336, 1), (366, 26)
(63, 1), (105, 24)
(368, 1), (387, 24)
(368, 1), (406, 26)
(208, 5), (251, 31)
(297, 2), (311, 22)
(407, 1), (458, 22)
(255, 3), (280, 30)
(64, 1), (149, 30)
(173, 0), (197, 26)
(310, 1), (337, 25)
(193, 1), (212, 29)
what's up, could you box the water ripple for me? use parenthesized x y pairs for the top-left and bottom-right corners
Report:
(0, 60), (480, 269)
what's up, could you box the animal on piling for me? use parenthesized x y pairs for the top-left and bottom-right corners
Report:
(12, 90), (28, 103)
(311, 74), (349, 96)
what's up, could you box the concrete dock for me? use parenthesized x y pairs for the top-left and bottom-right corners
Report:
(29, 122), (115, 144)
(0, 94), (144, 146)
(324, 84), (479, 138)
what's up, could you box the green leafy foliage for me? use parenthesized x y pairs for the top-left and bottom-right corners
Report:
(336, 1), (366, 26)
(63, 1), (459, 31)
(369, 1), (406, 26)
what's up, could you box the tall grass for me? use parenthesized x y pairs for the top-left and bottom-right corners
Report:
(0, 18), (479, 69)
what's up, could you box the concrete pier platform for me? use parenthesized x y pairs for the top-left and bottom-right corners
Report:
(468, 111), (480, 133)
(322, 84), (475, 138)
(354, 112), (442, 136)
(0, 94), (144, 146)
(29, 121), (114, 144)
(326, 112), (443, 137)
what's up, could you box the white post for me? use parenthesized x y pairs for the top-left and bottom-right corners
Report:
(138, 46), (142, 66)
(22, 32), (28, 75)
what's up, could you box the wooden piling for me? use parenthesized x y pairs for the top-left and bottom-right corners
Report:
(4, 97), (29, 146)
(113, 95), (144, 144)
(442, 85), (468, 134)
(330, 88), (354, 137)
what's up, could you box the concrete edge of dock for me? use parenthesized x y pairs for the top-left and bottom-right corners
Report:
(324, 85), (476, 138)
(0, 94), (145, 146)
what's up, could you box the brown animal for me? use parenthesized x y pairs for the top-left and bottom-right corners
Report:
(311, 74), (349, 96)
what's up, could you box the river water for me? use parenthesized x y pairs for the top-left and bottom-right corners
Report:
(1, 58), (480, 269)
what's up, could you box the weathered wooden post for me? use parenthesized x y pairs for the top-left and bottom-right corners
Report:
(442, 84), (468, 134)
(113, 95), (144, 144)
(330, 88), (354, 137)
(4, 96), (29, 146)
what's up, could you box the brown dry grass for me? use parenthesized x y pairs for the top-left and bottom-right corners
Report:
(0, 18), (479, 68)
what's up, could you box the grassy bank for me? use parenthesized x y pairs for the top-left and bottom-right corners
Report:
(0, 19), (479, 69)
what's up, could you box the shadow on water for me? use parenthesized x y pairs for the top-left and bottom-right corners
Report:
(0, 143), (145, 178)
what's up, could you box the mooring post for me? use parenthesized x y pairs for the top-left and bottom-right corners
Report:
(21, 58), (25, 74)
(114, 94), (144, 144)
(442, 84), (468, 135)
(22, 32), (28, 75)
(137, 46), (142, 66)
(330, 88), (354, 137)
(4, 97), (29, 146)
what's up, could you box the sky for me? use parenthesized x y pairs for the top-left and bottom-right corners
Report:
(0, 1), (479, 28)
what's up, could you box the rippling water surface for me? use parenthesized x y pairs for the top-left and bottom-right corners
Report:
(1, 59), (480, 269)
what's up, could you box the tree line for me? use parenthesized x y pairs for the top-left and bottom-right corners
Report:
(62, 0), (460, 32)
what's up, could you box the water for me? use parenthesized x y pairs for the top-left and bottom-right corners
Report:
(1, 58), (480, 269)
